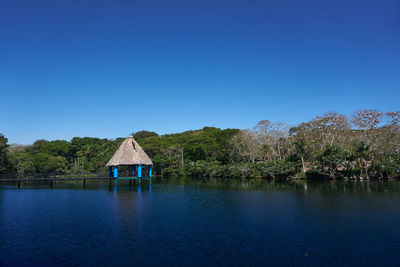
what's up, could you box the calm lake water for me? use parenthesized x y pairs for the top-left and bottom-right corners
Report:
(1, 178), (400, 266)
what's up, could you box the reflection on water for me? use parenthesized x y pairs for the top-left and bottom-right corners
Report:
(153, 177), (400, 195)
(1, 177), (399, 194)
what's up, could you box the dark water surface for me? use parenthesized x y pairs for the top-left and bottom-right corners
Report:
(1, 178), (400, 266)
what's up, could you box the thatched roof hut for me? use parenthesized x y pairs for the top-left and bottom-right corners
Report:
(106, 136), (153, 167)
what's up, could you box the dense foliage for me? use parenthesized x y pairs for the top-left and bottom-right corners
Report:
(0, 109), (399, 179)
(0, 134), (12, 173)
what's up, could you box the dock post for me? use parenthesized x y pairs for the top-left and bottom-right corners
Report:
(138, 164), (142, 184)
(17, 180), (21, 189)
(109, 178), (112, 186)
(50, 180), (53, 188)
(114, 166), (118, 178)
(83, 179), (86, 188)
(149, 165), (152, 184)
(138, 164), (142, 178)
(129, 179), (132, 186)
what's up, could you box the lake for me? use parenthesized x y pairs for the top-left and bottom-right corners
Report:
(1, 178), (400, 266)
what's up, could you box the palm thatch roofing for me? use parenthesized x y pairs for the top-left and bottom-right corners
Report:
(106, 136), (153, 166)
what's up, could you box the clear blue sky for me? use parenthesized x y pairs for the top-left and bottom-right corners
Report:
(1, 0), (399, 144)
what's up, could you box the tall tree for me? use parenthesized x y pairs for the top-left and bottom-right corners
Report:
(0, 134), (11, 173)
(351, 109), (383, 131)
(254, 120), (289, 160)
(229, 130), (261, 163)
(386, 111), (400, 130)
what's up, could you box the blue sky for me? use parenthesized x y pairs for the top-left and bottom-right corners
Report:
(1, 0), (399, 144)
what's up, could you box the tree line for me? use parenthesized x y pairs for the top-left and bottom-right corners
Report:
(0, 109), (399, 179)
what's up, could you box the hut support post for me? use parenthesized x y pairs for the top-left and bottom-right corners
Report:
(138, 165), (142, 178)
(149, 165), (152, 184)
(114, 166), (118, 178)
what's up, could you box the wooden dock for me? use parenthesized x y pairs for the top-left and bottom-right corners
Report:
(0, 174), (152, 188)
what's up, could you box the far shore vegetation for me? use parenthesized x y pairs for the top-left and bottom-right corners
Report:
(1, 109), (399, 180)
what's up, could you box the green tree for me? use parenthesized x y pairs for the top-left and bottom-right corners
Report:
(353, 141), (372, 179)
(292, 138), (308, 172)
(9, 151), (35, 175)
(132, 131), (159, 140)
(0, 134), (12, 173)
(313, 144), (348, 179)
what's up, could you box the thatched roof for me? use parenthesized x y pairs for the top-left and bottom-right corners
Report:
(106, 136), (153, 166)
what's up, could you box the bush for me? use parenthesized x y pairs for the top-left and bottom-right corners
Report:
(369, 157), (400, 179)
(261, 160), (299, 179)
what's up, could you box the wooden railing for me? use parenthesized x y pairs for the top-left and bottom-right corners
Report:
(0, 172), (109, 181)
